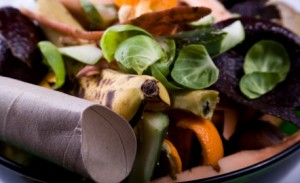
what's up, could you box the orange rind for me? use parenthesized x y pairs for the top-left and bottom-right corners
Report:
(176, 114), (224, 170)
(162, 139), (183, 178)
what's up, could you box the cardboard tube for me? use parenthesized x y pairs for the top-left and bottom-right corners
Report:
(0, 76), (137, 183)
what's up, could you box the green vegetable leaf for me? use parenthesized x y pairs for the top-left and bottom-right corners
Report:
(151, 64), (183, 90)
(100, 24), (152, 62)
(38, 41), (65, 89)
(152, 37), (176, 76)
(171, 44), (219, 89)
(239, 72), (281, 99)
(114, 35), (164, 75)
(169, 27), (226, 57)
(243, 40), (290, 81)
(240, 40), (291, 99)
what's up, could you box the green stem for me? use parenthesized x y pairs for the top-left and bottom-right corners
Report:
(127, 112), (169, 183)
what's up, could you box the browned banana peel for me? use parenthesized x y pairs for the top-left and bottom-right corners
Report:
(76, 68), (170, 121)
(170, 90), (220, 120)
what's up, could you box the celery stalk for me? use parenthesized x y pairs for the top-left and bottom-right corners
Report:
(127, 112), (169, 183)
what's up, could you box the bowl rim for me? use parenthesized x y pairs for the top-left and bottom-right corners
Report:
(1, 142), (300, 183)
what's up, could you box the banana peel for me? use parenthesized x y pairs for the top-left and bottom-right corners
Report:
(170, 90), (219, 120)
(75, 68), (170, 121)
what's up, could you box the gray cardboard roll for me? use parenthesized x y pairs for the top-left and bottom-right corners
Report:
(0, 76), (137, 183)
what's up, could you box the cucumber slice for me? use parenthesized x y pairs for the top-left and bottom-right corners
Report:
(128, 112), (169, 183)
(58, 44), (102, 65)
(220, 20), (245, 53)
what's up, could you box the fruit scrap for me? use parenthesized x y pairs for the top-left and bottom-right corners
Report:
(170, 90), (220, 120)
(176, 114), (224, 170)
(166, 110), (224, 171)
(116, 0), (178, 22)
(162, 139), (183, 179)
(75, 68), (170, 121)
(114, 0), (140, 7)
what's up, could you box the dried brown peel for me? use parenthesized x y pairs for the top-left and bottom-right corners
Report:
(212, 17), (300, 126)
(21, 6), (211, 41)
(127, 6), (212, 35)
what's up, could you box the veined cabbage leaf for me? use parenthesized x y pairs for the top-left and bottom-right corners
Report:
(100, 24), (152, 62)
(114, 35), (165, 75)
(171, 44), (219, 89)
(240, 40), (290, 99)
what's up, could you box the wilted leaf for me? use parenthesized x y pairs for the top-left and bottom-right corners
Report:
(126, 6), (211, 36)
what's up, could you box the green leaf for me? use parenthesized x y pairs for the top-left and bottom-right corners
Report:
(239, 72), (281, 99)
(169, 27), (226, 57)
(151, 64), (183, 90)
(171, 44), (219, 89)
(152, 38), (176, 76)
(244, 40), (290, 81)
(114, 35), (164, 75)
(100, 24), (152, 61)
(38, 41), (65, 89)
(58, 44), (102, 65)
(240, 40), (291, 99)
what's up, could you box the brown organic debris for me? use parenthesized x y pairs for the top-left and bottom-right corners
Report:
(20, 6), (211, 41)
(127, 6), (212, 35)
(20, 8), (104, 41)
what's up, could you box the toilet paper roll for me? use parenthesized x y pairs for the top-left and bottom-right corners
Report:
(0, 76), (137, 183)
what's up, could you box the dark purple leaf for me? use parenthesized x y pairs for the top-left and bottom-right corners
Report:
(211, 17), (300, 126)
(223, 0), (280, 20)
(0, 7), (47, 84)
(0, 7), (44, 66)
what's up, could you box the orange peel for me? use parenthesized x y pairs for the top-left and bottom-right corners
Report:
(114, 0), (140, 7)
(115, 0), (177, 10)
(176, 114), (224, 170)
(162, 139), (183, 178)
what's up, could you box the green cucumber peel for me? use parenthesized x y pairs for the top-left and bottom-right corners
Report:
(127, 112), (169, 183)
(38, 41), (66, 89)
